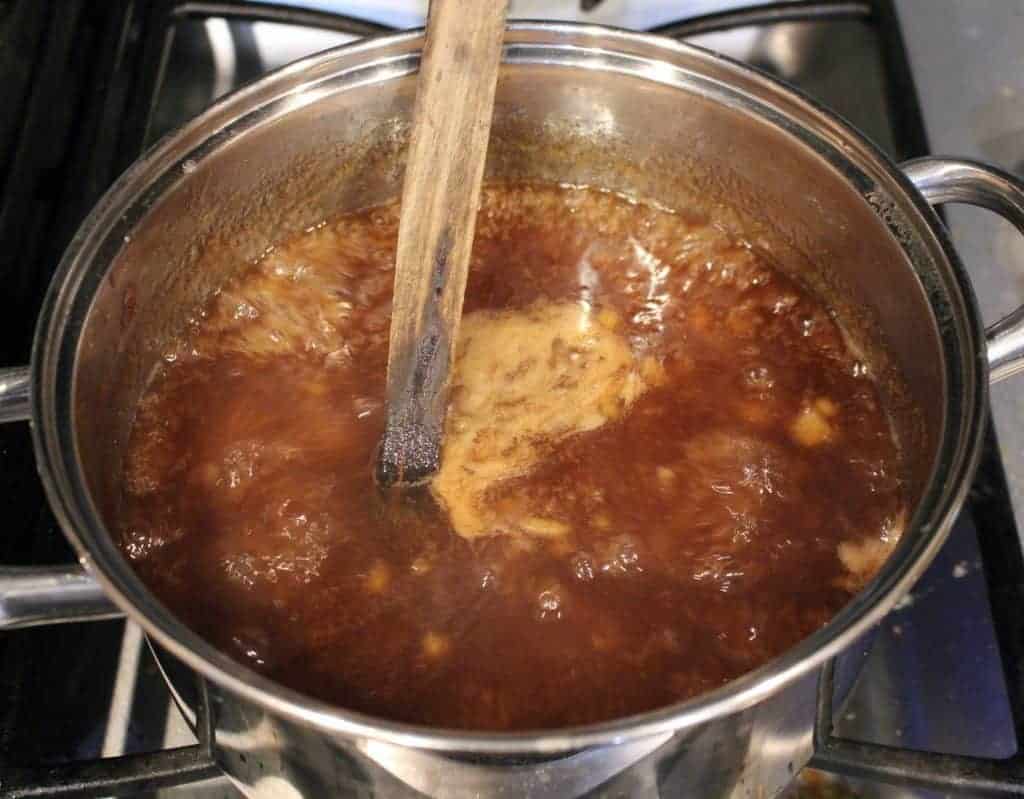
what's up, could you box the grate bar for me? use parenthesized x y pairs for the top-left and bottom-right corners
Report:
(0, 675), (217, 798)
(171, 0), (394, 36)
(971, 424), (1024, 742)
(652, 0), (871, 39)
(0, 746), (220, 799)
(811, 740), (1024, 797)
(812, 659), (1024, 796)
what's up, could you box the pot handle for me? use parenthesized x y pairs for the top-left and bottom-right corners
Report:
(901, 157), (1024, 384)
(0, 365), (123, 630)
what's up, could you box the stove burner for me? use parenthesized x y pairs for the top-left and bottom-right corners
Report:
(0, 2), (1021, 797)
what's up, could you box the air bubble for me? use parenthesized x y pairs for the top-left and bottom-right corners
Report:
(536, 588), (563, 621)
(771, 295), (798, 315)
(744, 365), (774, 391)
(572, 553), (595, 581)
(232, 301), (259, 320)
(598, 536), (643, 577)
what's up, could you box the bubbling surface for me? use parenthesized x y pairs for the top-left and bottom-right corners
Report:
(119, 184), (906, 730)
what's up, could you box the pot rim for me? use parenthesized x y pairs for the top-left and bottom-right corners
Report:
(30, 22), (986, 754)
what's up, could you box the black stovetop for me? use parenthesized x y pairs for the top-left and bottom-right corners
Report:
(1, 2), (1022, 797)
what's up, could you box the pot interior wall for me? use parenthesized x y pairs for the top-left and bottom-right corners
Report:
(74, 58), (942, 549)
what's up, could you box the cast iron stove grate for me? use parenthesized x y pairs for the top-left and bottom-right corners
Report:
(0, 1), (1021, 796)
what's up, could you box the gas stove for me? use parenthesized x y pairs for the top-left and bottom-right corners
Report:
(1, 2), (1022, 797)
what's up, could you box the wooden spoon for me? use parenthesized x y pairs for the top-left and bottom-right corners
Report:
(375, 0), (509, 488)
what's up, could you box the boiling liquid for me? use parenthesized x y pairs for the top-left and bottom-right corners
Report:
(120, 184), (906, 730)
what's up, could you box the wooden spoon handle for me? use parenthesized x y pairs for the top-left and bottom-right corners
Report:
(377, 0), (509, 487)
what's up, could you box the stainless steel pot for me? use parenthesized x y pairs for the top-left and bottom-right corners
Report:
(2, 24), (1024, 799)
